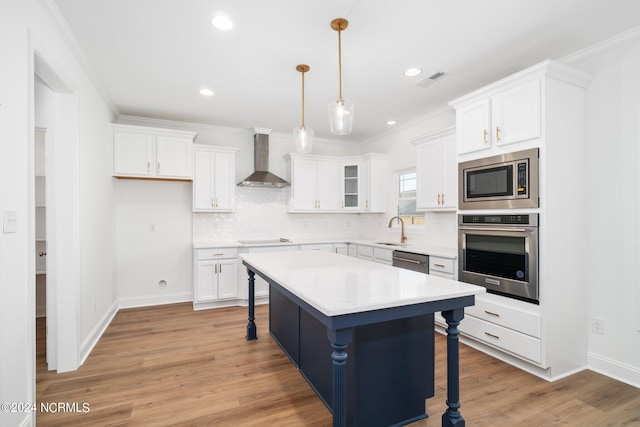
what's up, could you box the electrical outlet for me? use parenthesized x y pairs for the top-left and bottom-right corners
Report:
(591, 318), (604, 335)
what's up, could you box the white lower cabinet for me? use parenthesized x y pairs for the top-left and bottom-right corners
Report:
(373, 247), (393, 265)
(194, 248), (238, 309)
(429, 256), (456, 280)
(458, 293), (542, 365)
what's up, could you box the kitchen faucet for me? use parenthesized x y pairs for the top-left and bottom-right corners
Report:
(388, 216), (407, 244)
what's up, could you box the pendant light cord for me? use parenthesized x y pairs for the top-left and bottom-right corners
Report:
(338, 29), (343, 101)
(301, 71), (305, 127)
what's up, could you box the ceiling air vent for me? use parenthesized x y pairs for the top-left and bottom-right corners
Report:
(415, 71), (448, 88)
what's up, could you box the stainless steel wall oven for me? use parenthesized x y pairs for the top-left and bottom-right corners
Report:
(458, 214), (539, 304)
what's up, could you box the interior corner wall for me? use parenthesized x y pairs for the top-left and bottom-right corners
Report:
(569, 39), (640, 387)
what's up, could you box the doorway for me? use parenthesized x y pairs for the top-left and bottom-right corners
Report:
(34, 128), (48, 369)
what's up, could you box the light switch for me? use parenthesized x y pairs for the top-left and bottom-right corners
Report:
(3, 209), (17, 234)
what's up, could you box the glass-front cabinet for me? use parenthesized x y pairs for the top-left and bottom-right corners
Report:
(342, 161), (361, 210)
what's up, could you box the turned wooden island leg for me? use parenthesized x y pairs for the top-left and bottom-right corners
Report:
(442, 308), (465, 427)
(246, 269), (257, 340)
(327, 328), (353, 427)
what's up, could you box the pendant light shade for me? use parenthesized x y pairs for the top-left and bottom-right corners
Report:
(293, 64), (313, 153)
(328, 18), (354, 136)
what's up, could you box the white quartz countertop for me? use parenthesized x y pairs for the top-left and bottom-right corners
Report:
(239, 250), (484, 317)
(194, 238), (457, 259)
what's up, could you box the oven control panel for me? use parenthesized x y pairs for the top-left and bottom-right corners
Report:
(459, 214), (538, 226)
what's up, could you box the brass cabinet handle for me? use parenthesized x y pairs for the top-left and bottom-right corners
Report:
(157, 162), (160, 173)
(484, 332), (500, 339)
(434, 263), (445, 268)
(483, 129), (488, 145)
(214, 264), (218, 274)
(484, 310), (500, 317)
(366, 200), (369, 208)
(147, 161), (151, 173)
(215, 197), (219, 208)
(219, 263), (222, 273)
(496, 126), (501, 143)
(442, 193), (445, 204)
(212, 253), (224, 256)
(437, 193), (441, 205)
(211, 197), (215, 208)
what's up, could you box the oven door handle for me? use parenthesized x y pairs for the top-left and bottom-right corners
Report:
(392, 256), (423, 265)
(458, 226), (528, 233)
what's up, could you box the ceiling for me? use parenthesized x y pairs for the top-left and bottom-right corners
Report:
(54, 0), (640, 142)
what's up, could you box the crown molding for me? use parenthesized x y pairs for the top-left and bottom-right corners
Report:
(559, 25), (640, 65)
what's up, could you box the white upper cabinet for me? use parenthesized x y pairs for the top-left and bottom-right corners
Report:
(286, 153), (388, 213)
(341, 160), (362, 211)
(112, 124), (196, 179)
(452, 79), (541, 155)
(192, 145), (238, 212)
(288, 155), (341, 211)
(361, 154), (388, 213)
(414, 127), (457, 211)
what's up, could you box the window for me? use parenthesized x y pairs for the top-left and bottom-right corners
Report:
(397, 169), (424, 225)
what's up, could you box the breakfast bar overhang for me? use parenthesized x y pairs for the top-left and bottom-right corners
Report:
(240, 250), (485, 427)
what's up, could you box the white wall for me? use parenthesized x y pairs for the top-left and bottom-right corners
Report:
(360, 109), (458, 248)
(565, 35), (640, 385)
(0, 1), (117, 425)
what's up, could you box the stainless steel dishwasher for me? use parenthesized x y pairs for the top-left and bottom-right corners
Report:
(392, 250), (429, 273)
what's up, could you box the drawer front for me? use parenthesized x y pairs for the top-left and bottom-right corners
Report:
(429, 256), (454, 275)
(460, 315), (542, 364)
(466, 295), (541, 338)
(196, 247), (238, 260)
(429, 270), (454, 280)
(357, 245), (374, 258)
(373, 247), (393, 262)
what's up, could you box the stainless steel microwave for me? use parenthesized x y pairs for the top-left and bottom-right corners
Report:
(458, 148), (539, 210)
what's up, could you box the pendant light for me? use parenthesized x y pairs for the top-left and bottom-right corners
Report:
(293, 64), (313, 153)
(328, 18), (354, 136)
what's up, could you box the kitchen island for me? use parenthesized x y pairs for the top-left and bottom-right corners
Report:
(240, 250), (484, 427)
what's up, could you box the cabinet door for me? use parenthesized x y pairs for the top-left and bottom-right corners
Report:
(491, 80), (541, 147)
(195, 261), (218, 301)
(113, 132), (154, 177)
(193, 151), (215, 211)
(316, 160), (341, 210)
(291, 158), (318, 210)
(156, 136), (192, 178)
(364, 157), (387, 213)
(416, 140), (441, 210)
(342, 162), (361, 210)
(217, 259), (238, 299)
(440, 133), (457, 209)
(456, 99), (491, 155)
(213, 153), (235, 211)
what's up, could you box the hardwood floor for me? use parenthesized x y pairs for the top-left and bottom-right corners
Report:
(36, 303), (640, 426)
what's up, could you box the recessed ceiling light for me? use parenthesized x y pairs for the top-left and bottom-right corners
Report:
(211, 14), (233, 30)
(403, 68), (422, 77)
(386, 120), (397, 126)
(199, 88), (214, 96)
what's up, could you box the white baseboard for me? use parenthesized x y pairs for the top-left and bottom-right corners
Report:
(587, 352), (640, 389)
(80, 299), (119, 366)
(117, 292), (192, 310)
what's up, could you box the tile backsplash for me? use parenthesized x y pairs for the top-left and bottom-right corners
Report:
(193, 187), (456, 248)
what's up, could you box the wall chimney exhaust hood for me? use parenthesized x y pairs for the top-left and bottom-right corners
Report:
(237, 128), (290, 188)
